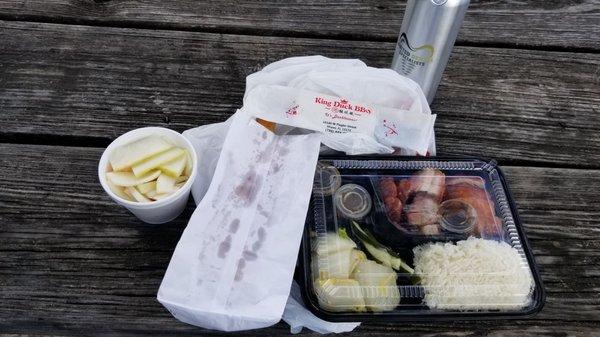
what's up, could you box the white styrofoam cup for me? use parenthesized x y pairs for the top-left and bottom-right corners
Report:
(98, 127), (198, 224)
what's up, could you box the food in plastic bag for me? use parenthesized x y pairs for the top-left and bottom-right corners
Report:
(300, 157), (544, 321)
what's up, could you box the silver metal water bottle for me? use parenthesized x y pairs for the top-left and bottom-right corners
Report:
(391, 0), (470, 103)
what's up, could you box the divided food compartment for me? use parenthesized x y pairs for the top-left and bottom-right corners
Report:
(299, 156), (544, 321)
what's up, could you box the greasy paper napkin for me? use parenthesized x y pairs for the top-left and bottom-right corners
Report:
(158, 111), (322, 331)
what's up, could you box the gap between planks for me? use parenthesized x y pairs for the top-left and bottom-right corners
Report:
(0, 14), (598, 55)
(0, 136), (599, 171)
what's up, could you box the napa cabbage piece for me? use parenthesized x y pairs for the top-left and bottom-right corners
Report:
(311, 228), (403, 312)
(352, 221), (414, 274)
(314, 249), (354, 279)
(314, 278), (366, 313)
(312, 231), (357, 256)
(311, 231), (363, 280)
(352, 260), (400, 311)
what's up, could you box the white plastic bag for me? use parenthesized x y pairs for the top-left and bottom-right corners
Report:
(158, 111), (322, 331)
(245, 56), (367, 99)
(182, 117), (232, 203)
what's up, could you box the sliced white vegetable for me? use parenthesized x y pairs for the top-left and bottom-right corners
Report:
(351, 249), (367, 264)
(150, 193), (174, 200)
(314, 278), (365, 313)
(175, 175), (188, 184)
(313, 233), (357, 256)
(352, 260), (400, 312)
(314, 248), (367, 280)
(156, 174), (177, 194)
(125, 186), (152, 203)
(136, 181), (156, 194)
(107, 180), (134, 201)
(106, 170), (161, 187)
(159, 154), (187, 178)
(131, 148), (185, 177)
(184, 150), (193, 176)
(315, 249), (354, 279)
(145, 190), (157, 198)
(361, 241), (414, 274)
(109, 135), (173, 171)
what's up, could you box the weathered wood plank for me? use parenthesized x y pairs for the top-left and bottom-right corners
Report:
(0, 143), (599, 336)
(0, 21), (599, 167)
(0, 0), (598, 49)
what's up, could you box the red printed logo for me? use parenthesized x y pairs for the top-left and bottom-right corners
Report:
(286, 104), (299, 117)
(382, 119), (398, 137)
(314, 96), (372, 115)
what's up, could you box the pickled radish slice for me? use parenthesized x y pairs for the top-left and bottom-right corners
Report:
(184, 151), (193, 176)
(105, 135), (192, 203)
(107, 180), (134, 201)
(109, 136), (172, 171)
(107, 170), (161, 187)
(126, 186), (152, 203)
(159, 154), (187, 178)
(131, 148), (185, 177)
(156, 174), (177, 194)
(136, 181), (156, 195)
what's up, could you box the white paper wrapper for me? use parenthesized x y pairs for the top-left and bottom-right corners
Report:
(158, 111), (322, 331)
(244, 85), (436, 155)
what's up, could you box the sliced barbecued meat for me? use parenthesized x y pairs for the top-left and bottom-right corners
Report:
(384, 196), (403, 223)
(409, 168), (446, 202)
(379, 177), (403, 223)
(396, 179), (412, 204)
(420, 224), (440, 236)
(379, 177), (397, 200)
(406, 193), (440, 230)
(444, 177), (501, 237)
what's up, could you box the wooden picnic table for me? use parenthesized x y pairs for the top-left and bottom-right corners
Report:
(1, 1), (599, 336)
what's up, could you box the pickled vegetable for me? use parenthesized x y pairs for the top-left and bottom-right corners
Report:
(351, 221), (414, 274)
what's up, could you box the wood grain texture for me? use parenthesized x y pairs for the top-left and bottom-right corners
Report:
(0, 0), (598, 49)
(1, 143), (599, 336)
(1, 21), (599, 167)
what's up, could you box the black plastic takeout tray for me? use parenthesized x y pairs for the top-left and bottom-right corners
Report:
(298, 156), (545, 322)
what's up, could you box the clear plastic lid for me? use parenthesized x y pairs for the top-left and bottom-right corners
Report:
(333, 184), (372, 220)
(313, 162), (342, 196)
(301, 157), (544, 321)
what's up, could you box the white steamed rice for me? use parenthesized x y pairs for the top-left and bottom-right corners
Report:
(413, 237), (534, 311)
